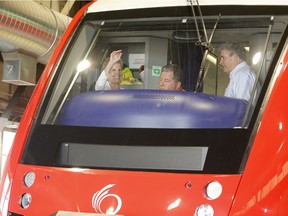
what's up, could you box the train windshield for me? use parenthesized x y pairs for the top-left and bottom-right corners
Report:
(21, 5), (288, 174)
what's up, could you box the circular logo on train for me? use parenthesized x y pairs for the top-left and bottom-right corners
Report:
(92, 184), (122, 214)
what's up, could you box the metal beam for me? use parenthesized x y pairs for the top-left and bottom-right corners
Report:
(61, 0), (76, 16)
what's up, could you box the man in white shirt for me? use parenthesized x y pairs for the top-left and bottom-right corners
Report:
(219, 42), (255, 101)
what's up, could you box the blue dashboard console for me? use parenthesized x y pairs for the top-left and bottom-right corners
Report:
(58, 89), (248, 128)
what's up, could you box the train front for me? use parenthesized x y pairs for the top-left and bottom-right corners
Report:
(1, 0), (288, 215)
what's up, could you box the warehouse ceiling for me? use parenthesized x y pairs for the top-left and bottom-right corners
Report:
(0, 0), (92, 122)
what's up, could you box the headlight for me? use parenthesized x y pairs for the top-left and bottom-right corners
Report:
(19, 193), (32, 209)
(24, 172), (35, 187)
(195, 204), (214, 216)
(205, 181), (222, 200)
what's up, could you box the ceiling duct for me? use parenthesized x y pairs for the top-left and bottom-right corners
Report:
(0, 0), (71, 65)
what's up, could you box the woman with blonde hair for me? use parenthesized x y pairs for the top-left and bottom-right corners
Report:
(95, 50), (123, 90)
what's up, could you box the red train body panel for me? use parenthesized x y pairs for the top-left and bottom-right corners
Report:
(229, 46), (288, 215)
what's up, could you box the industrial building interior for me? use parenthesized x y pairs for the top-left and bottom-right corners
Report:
(0, 0), (92, 176)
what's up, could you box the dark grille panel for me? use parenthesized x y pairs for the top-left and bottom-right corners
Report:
(133, 94), (175, 100)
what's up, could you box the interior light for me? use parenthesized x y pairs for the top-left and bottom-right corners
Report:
(205, 181), (222, 200)
(207, 53), (217, 65)
(195, 204), (214, 216)
(24, 172), (36, 187)
(77, 59), (91, 72)
(252, 52), (261, 65)
(20, 193), (32, 209)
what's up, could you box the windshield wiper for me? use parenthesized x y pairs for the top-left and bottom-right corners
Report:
(187, 0), (221, 92)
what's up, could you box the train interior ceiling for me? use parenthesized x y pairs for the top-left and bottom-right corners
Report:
(0, 5), (287, 124)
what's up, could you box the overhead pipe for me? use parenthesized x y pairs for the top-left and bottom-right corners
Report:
(0, 0), (71, 64)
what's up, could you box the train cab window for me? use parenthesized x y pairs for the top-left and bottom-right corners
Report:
(41, 13), (287, 129)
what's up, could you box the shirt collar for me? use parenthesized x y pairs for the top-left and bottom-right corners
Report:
(230, 61), (246, 78)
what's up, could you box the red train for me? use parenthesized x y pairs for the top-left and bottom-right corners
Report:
(0, 0), (288, 215)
